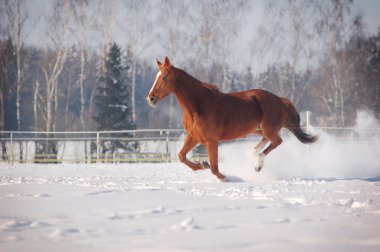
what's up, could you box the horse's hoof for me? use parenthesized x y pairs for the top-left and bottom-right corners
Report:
(254, 153), (265, 172)
(219, 175), (227, 182)
(201, 161), (210, 169)
(255, 165), (263, 172)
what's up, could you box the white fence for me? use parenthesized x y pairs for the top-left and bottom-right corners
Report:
(0, 129), (188, 164)
(0, 125), (379, 164)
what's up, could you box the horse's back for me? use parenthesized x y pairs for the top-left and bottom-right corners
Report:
(230, 89), (289, 129)
(230, 89), (285, 109)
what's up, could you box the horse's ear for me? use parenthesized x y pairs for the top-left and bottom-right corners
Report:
(164, 56), (171, 67)
(156, 59), (162, 67)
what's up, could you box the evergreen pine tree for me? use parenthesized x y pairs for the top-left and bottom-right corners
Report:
(94, 43), (135, 153)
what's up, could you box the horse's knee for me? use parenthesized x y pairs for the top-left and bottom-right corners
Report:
(268, 135), (282, 148)
(262, 136), (282, 156)
(178, 152), (185, 163)
(274, 137), (282, 147)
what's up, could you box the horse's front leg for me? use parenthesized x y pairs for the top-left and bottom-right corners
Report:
(178, 135), (205, 171)
(205, 141), (226, 181)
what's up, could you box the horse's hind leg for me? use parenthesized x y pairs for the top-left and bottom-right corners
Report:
(253, 137), (269, 155)
(178, 135), (205, 171)
(262, 134), (282, 156)
(255, 132), (282, 172)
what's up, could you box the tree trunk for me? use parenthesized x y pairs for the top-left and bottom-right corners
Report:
(77, 0), (88, 131)
(0, 88), (7, 160)
(53, 78), (58, 131)
(64, 77), (71, 129)
(33, 80), (39, 130)
(131, 54), (136, 123)
(15, 0), (23, 162)
(80, 49), (86, 130)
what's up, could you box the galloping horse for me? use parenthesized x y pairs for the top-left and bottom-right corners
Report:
(146, 57), (317, 181)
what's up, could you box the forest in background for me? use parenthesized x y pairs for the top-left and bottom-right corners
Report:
(0, 0), (379, 133)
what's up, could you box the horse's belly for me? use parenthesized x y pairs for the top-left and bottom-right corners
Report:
(219, 122), (258, 141)
(217, 98), (262, 141)
(220, 131), (250, 141)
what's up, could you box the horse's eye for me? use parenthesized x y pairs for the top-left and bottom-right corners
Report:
(162, 75), (168, 81)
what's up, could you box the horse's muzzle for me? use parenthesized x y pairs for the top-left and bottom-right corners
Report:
(146, 95), (159, 107)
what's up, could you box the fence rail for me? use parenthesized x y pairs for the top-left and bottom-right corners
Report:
(0, 125), (379, 164)
(0, 129), (187, 164)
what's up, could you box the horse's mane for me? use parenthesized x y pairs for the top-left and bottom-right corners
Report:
(176, 67), (221, 93)
(201, 82), (221, 93)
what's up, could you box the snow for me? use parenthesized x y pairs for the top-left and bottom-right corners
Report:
(1, 111), (379, 251)
(1, 161), (379, 252)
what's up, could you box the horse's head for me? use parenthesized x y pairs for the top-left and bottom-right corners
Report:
(146, 56), (175, 107)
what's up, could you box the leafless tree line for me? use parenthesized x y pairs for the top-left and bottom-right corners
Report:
(0, 0), (379, 137)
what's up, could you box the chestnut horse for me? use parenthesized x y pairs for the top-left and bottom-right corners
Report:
(147, 57), (317, 181)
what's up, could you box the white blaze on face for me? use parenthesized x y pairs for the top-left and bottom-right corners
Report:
(149, 70), (162, 94)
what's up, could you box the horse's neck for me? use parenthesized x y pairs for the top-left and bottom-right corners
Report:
(173, 70), (209, 115)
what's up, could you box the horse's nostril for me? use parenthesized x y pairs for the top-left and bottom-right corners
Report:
(147, 96), (158, 107)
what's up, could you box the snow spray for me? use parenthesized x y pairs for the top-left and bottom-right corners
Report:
(219, 111), (380, 181)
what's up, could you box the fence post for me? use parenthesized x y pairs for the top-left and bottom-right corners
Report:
(306, 110), (311, 132)
(96, 132), (100, 162)
(10, 131), (14, 165)
(25, 140), (28, 163)
(165, 131), (170, 162)
(305, 111), (311, 171)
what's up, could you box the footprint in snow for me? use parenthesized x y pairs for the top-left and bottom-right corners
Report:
(171, 217), (201, 231)
(49, 228), (84, 240)
(86, 190), (117, 196)
(150, 206), (165, 214)
(0, 219), (33, 231)
(32, 193), (51, 198)
(222, 175), (245, 183)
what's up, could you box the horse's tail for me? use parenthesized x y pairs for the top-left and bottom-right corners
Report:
(281, 98), (318, 144)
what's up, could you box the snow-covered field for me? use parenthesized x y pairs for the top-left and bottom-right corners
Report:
(1, 158), (379, 252)
(1, 112), (380, 252)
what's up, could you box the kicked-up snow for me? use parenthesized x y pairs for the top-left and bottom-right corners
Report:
(0, 162), (379, 252)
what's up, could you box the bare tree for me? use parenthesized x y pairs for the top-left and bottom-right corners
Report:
(193, 0), (247, 91)
(2, 0), (28, 132)
(123, 0), (152, 125)
(191, 0), (218, 79)
(157, 0), (192, 128)
(158, 0), (191, 63)
(316, 0), (359, 126)
(70, 0), (89, 131)
(32, 0), (70, 161)
(33, 80), (40, 131)
(215, 0), (247, 91)
(89, 0), (116, 120)
(252, 0), (319, 105)
(93, 0), (115, 75)
(0, 39), (15, 160)
(40, 0), (69, 133)
(0, 0), (29, 161)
